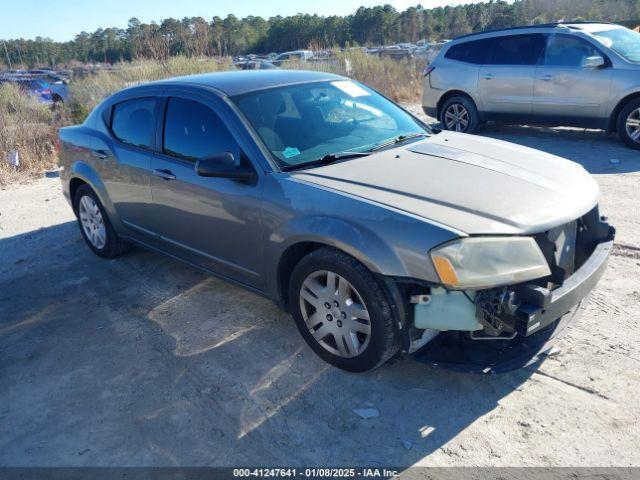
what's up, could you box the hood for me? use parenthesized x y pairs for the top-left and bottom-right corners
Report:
(290, 131), (600, 235)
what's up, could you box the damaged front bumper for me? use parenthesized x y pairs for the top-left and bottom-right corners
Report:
(388, 211), (615, 374)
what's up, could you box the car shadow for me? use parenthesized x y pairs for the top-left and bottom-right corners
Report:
(473, 123), (640, 175)
(0, 222), (537, 468)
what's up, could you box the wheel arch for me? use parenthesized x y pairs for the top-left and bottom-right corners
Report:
(68, 161), (118, 224)
(608, 91), (640, 132)
(436, 90), (478, 120)
(269, 211), (415, 306)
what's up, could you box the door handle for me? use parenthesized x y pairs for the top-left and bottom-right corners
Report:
(153, 169), (176, 181)
(91, 149), (110, 160)
(539, 74), (553, 81)
(482, 73), (494, 80)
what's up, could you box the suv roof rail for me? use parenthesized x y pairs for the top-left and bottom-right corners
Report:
(452, 21), (616, 41)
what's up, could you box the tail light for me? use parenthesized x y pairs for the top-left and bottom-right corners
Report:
(422, 66), (435, 77)
(54, 138), (61, 152)
(42, 88), (52, 94)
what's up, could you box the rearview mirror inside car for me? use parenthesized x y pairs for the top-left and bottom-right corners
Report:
(195, 152), (256, 181)
(582, 55), (605, 69)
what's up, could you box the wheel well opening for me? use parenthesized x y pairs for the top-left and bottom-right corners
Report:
(437, 90), (475, 119)
(69, 178), (88, 213)
(609, 92), (640, 132)
(277, 241), (326, 310)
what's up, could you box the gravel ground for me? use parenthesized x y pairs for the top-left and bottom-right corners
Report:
(1, 112), (639, 468)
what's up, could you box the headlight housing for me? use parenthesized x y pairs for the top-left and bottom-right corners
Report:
(430, 236), (551, 290)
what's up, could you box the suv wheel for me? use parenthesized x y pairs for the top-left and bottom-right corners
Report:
(74, 184), (129, 258)
(618, 98), (640, 150)
(440, 96), (480, 133)
(289, 247), (398, 372)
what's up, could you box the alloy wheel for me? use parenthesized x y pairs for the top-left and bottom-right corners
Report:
(626, 107), (640, 144)
(444, 103), (470, 132)
(299, 270), (371, 358)
(78, 195), (106, 249)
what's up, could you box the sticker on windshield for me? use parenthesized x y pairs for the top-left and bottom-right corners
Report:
(331, 80), (371, 98)
(282, 147), (301, 158)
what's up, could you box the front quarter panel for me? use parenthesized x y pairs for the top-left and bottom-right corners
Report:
(262, 174), (461, 299)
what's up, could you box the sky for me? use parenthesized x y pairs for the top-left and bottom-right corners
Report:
(0, 0), (477, 42)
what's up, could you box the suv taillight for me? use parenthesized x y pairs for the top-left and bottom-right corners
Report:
(422, 66), (435, 77)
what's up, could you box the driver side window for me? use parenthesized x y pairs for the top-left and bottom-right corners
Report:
(163, 97), (237, 162)
(542, 35), (603, 67)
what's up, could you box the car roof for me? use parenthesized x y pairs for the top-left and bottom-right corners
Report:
(151, 69), (343, 96)
(451, 22), (617, 42)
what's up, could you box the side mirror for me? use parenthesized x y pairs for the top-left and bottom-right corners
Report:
(582, 55), (605, 69)
(195, 152), (256, 181)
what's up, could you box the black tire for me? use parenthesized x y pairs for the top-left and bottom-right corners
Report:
(617, 98), (640, 150)
(74, 184), (130, 258)
(288, 247), (398, 372)
(439, 95), (480, 133)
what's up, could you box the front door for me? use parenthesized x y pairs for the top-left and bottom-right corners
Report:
(478, 33), (545, 119)
(533, 34), (613, 123)
(149, 95), (264, 289)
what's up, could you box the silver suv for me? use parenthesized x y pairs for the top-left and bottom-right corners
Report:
(422, 22), (640, 149)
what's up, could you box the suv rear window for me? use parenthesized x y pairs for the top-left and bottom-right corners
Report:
(445, 38), (493, 64)
(489, 34), (545, 65)
(111, 98), (158, 149)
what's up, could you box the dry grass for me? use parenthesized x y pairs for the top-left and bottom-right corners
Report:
(287, 50), (423, 103)
(0, 53), (421, 185)
(0, 83), (60, 187)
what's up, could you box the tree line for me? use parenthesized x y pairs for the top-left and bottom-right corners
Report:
(2, 0), (639, 67)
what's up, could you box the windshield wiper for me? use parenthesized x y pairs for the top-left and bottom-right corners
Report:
(281, 150), (370, 171)
(370, 132), (429, 152)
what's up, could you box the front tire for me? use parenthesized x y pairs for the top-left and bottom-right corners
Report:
(74, 184), (129, 258)
(288, 247), (398, 372)
(617, 98), (640, 150)
(440, 95), (480, 133)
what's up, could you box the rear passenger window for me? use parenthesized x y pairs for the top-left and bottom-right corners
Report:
(445, 38), (494, 64)
(542, 35), (603, 67)
(489, 34), (545, 65)
(111, 98), (158, 149)
(163, 97), (236, 161)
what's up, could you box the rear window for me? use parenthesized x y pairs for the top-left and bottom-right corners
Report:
(489, 34), (545, 65)
(111, 98), (158, 149)
(445, 38), (493, 64)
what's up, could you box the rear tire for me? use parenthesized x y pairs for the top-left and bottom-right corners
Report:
(288, 247), (398, 372)
(617, 98), (640, 150)
(440, 95), (480, 133)
(74, 184), (130, 258)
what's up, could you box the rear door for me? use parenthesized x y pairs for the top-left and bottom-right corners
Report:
(478, 33), (545, 119)
(102, 96), (160, 236)
(148, 92), (265, 289)
(533, 33), (613, 124)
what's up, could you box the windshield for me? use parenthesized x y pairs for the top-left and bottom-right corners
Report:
(591, 27), (640, 63)
(232, 80), (429, 169)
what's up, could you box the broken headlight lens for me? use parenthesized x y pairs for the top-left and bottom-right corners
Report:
(430, 236), (551, 290)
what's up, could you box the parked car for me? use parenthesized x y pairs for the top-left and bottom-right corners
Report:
(58, 70), (614, 373)
(233, 59), (277, 70)
(422, 22), (640, 149)
(272, 50), (314, 66)
(4, 77), (55, 105)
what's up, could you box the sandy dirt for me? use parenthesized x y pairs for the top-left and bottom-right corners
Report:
(1, 114), (639, 468)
